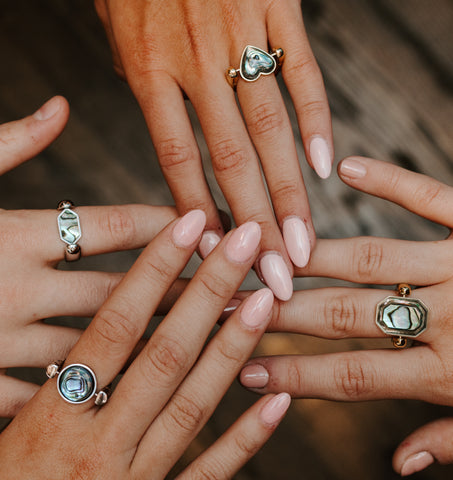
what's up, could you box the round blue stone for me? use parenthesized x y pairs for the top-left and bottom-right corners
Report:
(58, 364), (96, 403)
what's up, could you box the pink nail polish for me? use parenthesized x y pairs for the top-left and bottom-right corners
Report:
(309, 137), (332, 179)
(219, 298), (242, 322)
(260, 253), (293, 301)
(260, 393), (291, 426)
(339, 158), (367, 179)
(241, 288), (274, 328)
(401, 451), (434, 476)
(199, 231), (221, 258)
(240, 364), (269, 388)
(33, 96), (61, 121)
(172, 210), (206, 247)
(282, 217), (310, 268)
(225, 222), (261, 263)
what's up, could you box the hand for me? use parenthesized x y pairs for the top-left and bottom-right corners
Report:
(239, 156), (453, 476)
(0, 211), (290, 479)
(94, 0), (334, 300)
(0, 96), (178, 417)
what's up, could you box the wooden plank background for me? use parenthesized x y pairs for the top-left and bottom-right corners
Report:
(1, 0), (452, 478)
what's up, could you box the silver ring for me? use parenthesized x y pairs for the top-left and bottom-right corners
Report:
(226, 45), (284, 89)
(57, 200), (82, 261)
(376, 284), (428, 348)
(46, 362), (109, 406)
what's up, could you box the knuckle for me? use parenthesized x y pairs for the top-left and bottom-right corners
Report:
(189, 461), (225, 480)
(210, 138), (248, 176)
(196, 270), (232, 305)
(247, 101), (285, 137)
(324, 294), (358, 338)
(412, 181), (444, 209)
(334, 357), (374, 399)
(216, 337), (244, 365)
(354, 239), (384, 280)
(285, 360), (303, 394)
(233, 430), (261, 457)
(157, 138), (197, 171)
(141, 252), (175, 286)
(92, 307), (139, 350)
(143, 333), (189, 380)
(166, 392), (206, 434)
(285, 54), (320, 80)
(299, 98), (326, 119)
(271, 180), (301, 202)
(101, 207), (137, 250)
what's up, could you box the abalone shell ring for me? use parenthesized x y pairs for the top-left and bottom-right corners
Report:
(57, 200), (82, 261)
(226, 45), (284, 89)
(46, 362), (109, 406)
(376, 284), (428, 349)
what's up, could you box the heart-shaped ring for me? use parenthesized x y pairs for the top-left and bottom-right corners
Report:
(226, 45), (284, 89)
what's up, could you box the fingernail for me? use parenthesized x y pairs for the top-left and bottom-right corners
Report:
(219, 298), (241, 322)
(309, 137), (332, 179)
(241, 288), (274, 329)
(33, 97), (61, 121)
(339, 158), (367, 179)
(260, 393), (291, 426)
(172, 210), (207, 247)
(282, 217), (310, 268)
(199, 231), (221, 258)
(225, 222), (261, 263)
(401, 451), (434, 476)
(260, 253), (293, 301)
(240, 364), (269, 388)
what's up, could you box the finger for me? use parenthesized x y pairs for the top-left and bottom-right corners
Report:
(175, 393), (290, 480)
(104, 222), (261, 447)
(129, 72), (225, 258)
(0, 374), (39, 417)
(393, 419), (452, 476)
(239, 347), (438, 401)
(6, 204), (176, 263)
(193, 84), (293, 300)
(51, 210), (206, 413)
(238, 71), (314, 267)
(339, 157), (453, 228)
(268, 4), (333, 179)
(268, 285), (440, 344)
(0, 96), (69, 175)
(295, 237), (453, 285)
(1, 325), (82, 368)
(134, 288), (274, 476)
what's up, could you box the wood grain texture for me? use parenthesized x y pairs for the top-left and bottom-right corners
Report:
(1, 0), (452, 478)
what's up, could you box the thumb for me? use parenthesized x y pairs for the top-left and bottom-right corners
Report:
(393, 417), (453, 476)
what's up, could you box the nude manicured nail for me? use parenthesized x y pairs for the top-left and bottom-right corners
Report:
(240, 364), (269, 388)
(260, 393), (291, 426)
(260, 253), (293, 301)
(309, 137), (332, 179)
(199, 231), (221, 258)
(225, 222), (261, 263)
(401, 451), (434, 477)
(283, 217), (310, 268)
(172, 210), (206, 247)
(241, 288), (274, 329)
(33, 96), (61, 121)
(339, 158), (367, 179)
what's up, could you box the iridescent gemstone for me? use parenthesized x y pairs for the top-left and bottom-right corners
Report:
(58, 364), (96, 404)
(376, 296), (427, 337)
(240, 46), (276, 81)
(57, 208), (81, 245)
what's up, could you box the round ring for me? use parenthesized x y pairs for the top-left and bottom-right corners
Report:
(57, 200), (82, 262)
(226, 45), (285, 89)
(375, 284), (428, 349)
(46, 362), (109, 406)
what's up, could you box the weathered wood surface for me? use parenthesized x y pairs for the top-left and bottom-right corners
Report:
(1, 0), (453, 478)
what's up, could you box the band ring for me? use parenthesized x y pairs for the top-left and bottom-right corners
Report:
(226, 45), (284, 89)
(46, 362), (109, 406)
(376, 284), (428, 349)
(57, 200), (82, 262)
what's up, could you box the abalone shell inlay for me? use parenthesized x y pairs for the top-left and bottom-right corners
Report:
(240, 45), (276, 81)
(376, 296), (427, 337)
(58, 364), (96, 403)
(58, 208), (81, 245)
